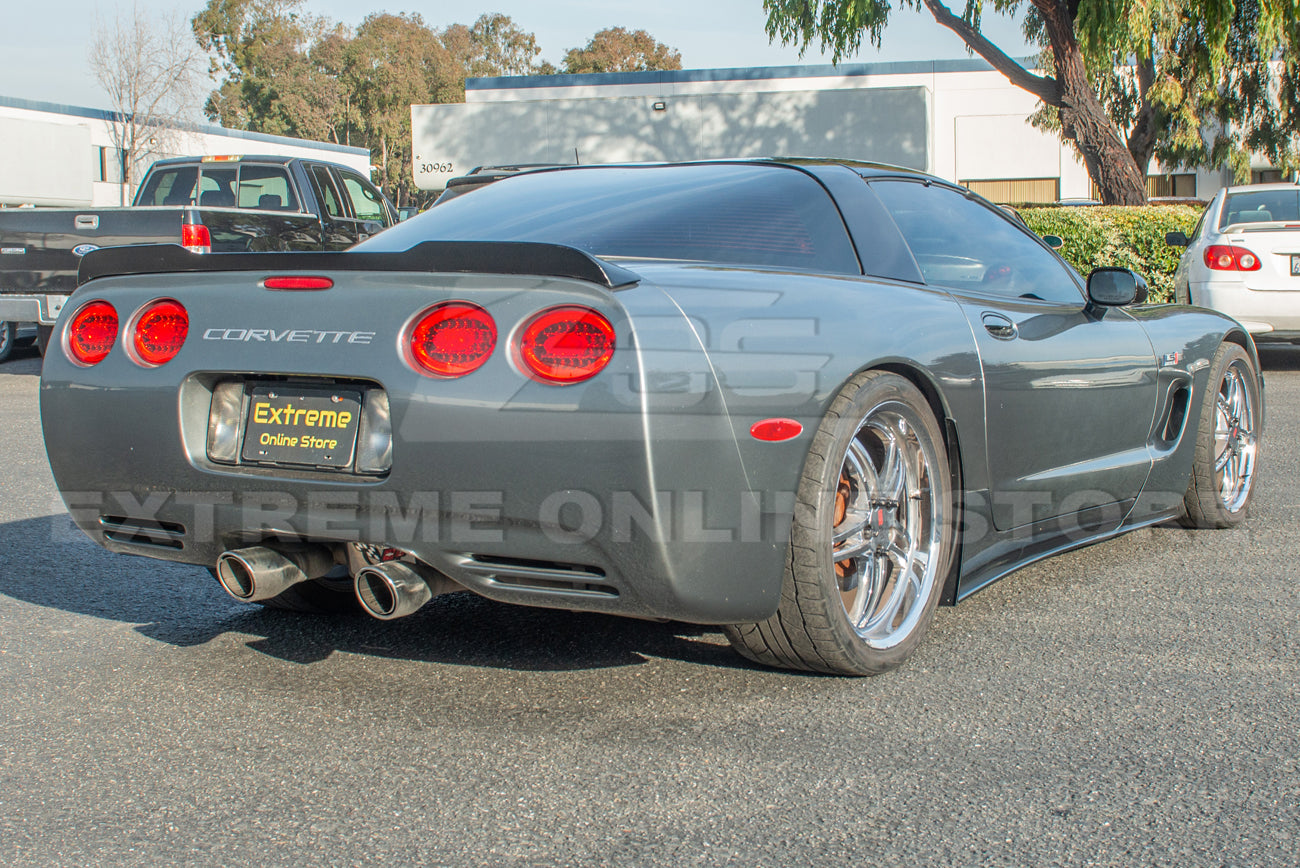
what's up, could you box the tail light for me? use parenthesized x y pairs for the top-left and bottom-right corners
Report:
(182, 223), (211, 254)
(66, 301), (118, 366)
(516, 306), (616, 384)
(131, 299), (189, 366)
(1204, 244), (1261, 271)
(407, 301), (497, 377)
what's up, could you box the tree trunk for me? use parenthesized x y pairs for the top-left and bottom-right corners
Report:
(920, 0), (1149, 205)
(1054, 48), (1148, 204)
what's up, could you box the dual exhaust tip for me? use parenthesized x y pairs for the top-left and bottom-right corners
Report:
(215, 545), (448, 620)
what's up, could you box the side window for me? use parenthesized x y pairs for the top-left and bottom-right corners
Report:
(237, 165), (299, 211)
(309, 166), (345, 219)
(197, 168), (237, 207)
(871, 180), (1084, 304)
(337, 169), (389, 224)
(137, 167), (197, 206)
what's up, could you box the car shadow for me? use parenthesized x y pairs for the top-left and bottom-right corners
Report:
(0, 344), (42, 374)
(0, 513), (756, 673)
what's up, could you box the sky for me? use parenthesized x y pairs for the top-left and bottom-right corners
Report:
(0, 0), (1033, 113)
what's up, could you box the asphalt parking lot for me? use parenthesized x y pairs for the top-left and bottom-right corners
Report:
(1, 340), (1297, 867)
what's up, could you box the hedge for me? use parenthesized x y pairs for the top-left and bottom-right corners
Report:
(1017, 204), (1203, 304)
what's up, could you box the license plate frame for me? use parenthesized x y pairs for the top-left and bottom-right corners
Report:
(240, 386), (362, 468)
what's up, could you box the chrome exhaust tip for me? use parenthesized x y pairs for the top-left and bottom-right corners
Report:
(354, 561), (435, 620)
(214, 545), (333, 603)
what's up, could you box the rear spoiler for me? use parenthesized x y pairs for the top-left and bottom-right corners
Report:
(78, 241), (641, 290)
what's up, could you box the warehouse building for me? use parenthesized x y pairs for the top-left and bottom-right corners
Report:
(412, 58), (1258, 202)
(0, 95), (371, 208)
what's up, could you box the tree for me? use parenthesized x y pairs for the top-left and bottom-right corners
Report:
(763, 0), (1300, 204)
(89, 4), (202, 204)
(561, 27), (683, 74)
(343, 13), (463, 205)
(191, 0), (350, 142)
(445, 13), (548, 78)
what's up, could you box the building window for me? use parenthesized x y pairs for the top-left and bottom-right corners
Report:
(1147, 173), (1197, 198)
(960, 178), (1059, 205)
(98, 146), (125, 184)
(1251, 169), (1288, 185)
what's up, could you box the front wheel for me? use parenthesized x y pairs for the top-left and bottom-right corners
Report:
(724, 371), (956, 675)
(1180, 342), (1260, 528)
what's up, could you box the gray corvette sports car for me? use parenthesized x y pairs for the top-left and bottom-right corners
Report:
(41, 159), (1262, 675)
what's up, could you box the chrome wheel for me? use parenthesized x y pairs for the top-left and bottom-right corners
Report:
(1213, 358), (1257, 514)
(723, 370), (954, 675)
(832, 403), (944, 651)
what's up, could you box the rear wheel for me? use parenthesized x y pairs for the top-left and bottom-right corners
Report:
(1180, 342), (1260, 528)
(724, 371), (956, 675)
(0, 322), (13, 363)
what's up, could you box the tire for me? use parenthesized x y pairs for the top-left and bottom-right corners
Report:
(1180, 342), (1260, 528)
(207, 568), (361, 614)
(724, 371), (956, 675)
(0, 322), (13, 363)
(35, 324), (54, 357)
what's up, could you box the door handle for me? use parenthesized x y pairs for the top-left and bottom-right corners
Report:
(981, 312), (1018, 340)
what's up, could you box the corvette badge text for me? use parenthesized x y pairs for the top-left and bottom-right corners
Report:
(202, 328), (375, 344)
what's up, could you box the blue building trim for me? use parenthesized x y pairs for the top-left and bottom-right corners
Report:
(0, 94), (370, 158)
(467, 58), (1034, 92)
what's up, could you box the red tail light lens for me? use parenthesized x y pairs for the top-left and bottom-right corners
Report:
(66, 301), (118, 366)
(131, 300), (189, 366)
(517, 306), (616, 384)
(182, 223), (211, 254)
(408, 301), (497, 377)
(1204, 244), (1261, 271)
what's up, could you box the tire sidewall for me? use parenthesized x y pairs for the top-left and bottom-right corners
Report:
(1197, 343), (1260, 527)
(793, 373), (955, 672)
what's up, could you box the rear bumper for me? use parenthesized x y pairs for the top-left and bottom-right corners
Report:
(1191, 280), (1300, 334)
(40, 274), (809, 625)
(0, 293), (65, 325)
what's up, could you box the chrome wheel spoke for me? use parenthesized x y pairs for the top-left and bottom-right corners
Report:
(830, 398), (945, 651)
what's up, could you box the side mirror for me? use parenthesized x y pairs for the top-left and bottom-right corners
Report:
(1087, 267), (1148, 306)
(1041, 234), (1064, 250)
(1165, 231), (1189, 247)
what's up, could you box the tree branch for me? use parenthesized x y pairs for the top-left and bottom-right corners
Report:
(918, 0), (1061, 105)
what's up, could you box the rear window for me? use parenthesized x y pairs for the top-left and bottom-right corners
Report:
(1220, 189), (1300, 228)
(359, 164), (860, 274)
(136, 163), (298, 211)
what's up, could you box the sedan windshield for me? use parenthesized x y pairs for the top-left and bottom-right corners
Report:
(357, 164), (861, 274)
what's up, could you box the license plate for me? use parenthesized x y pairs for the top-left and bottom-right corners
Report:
(1292, 255), (1300, 276)
(241, 387), (362, 468)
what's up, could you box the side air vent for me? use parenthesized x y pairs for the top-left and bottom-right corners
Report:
(455, 554), (616, 597)
(99, 515), (187, 550)
(1160, 383), (1192, 445)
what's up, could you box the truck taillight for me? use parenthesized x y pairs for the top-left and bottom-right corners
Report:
(182, 224), (211, 254)
(130, 300), (189, 366)
(407, 302), (497, 377)
(66, 301), (118, 366)
(516, 306), (616, 384)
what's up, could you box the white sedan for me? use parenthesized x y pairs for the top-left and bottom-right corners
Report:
(1169, 182), (1300, 341)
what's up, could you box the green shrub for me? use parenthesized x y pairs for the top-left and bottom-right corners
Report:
(1018, 204), (1202, 304)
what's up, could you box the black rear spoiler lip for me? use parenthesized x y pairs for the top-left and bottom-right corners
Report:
(77, 241), (642, 290)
